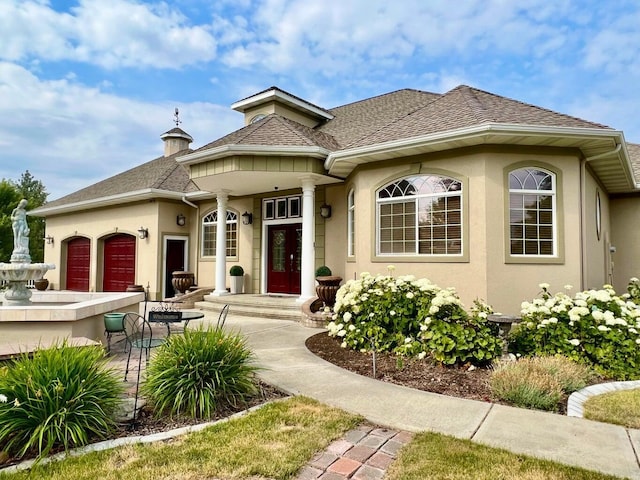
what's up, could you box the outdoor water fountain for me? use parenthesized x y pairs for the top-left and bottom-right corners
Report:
(0, 200), (144, 348)
(0, 199), (55, 306)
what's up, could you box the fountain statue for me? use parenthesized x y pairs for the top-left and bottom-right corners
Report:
(0, 199), (55, 306)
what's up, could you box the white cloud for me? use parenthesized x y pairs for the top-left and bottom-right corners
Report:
(0, 0), (218, 69)
(0, 62), (242, 199)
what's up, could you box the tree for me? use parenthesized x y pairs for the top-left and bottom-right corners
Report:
(12, 171), (49, 263)
(0, 180), (21, 262)
(0, 171), (48, 263)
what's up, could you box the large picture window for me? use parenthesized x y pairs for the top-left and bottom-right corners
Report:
(202, 210), (238, 258)
(376, 175), (462, 256)
(509, 168), (556, 256)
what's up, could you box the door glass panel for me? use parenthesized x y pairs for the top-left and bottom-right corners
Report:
(295, 228), (302, 272)
(272, 230), (286, 272)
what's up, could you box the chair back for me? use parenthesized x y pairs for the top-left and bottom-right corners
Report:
(217, 304), (230, 330)
(123, 312), (154, 348)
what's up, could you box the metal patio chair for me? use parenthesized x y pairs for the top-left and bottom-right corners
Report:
(122, 312), (165, 382)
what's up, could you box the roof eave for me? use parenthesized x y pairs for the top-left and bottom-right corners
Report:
(177, 145), (331, 166)
(326, 123), (635, 190)
(231, 89), (334, 121)
(29, 189), (206, 217)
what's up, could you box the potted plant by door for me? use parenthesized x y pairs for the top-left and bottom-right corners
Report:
(315, 266), (342, 308)
(34, 277), (49, 291)
(229, 265), (244, 294)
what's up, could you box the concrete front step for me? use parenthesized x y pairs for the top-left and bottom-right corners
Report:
(196, 294), (302, 322)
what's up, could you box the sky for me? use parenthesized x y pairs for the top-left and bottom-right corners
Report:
(1, 0), (639, 201)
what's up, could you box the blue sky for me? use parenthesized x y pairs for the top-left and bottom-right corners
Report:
(1, 0), (639, 200)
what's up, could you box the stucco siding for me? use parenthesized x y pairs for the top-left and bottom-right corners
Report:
(610, 195), (640, 293)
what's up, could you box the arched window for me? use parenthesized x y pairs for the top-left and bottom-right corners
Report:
(508, 168), (556, 256)
(376, 175), (462, 255)
(347, 189), (355, 257)
(201, 210), (238, 258)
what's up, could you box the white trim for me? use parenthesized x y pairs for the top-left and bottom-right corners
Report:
(178, 145), (330, 166)
(231, 88), (334, 121)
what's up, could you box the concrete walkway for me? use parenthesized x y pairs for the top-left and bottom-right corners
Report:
(207, 313), (640, 480)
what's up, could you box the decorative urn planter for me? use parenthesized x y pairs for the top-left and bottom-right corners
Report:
(34, 278), (49, 291)
(229, 265), (244, 294)
(171, 271), (195, 296)
(315, 276), (342, 308)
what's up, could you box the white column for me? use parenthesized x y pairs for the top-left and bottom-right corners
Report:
(298, 177), (316, 302)
(212, 191), (229, 296)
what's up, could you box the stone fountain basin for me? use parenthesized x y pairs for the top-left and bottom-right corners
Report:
(0, 263), (56, 281)
(0, 291), (144, 346)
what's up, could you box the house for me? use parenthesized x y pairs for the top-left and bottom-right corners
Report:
(31, 85), (640, 315)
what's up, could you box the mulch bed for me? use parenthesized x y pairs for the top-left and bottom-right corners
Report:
(305, 332), (494, 403)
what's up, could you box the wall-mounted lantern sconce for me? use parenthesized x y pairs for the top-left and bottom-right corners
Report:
(44, 235), (54, 245)
(137, 227), (149, 239)
(242, 211), (253, 225)
(320, 203), (332, 219)
(176, 213), (186, 226)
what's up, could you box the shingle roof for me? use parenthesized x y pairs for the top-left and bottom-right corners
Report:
(348, 85), (611, 148)
(627, 143), (640, 182)
(43, 149), (197, 208)
(193, 114), (341, 152)
(318, 89), (440, 148)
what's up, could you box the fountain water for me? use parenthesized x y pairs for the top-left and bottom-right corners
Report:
(0, 199), (55, 306)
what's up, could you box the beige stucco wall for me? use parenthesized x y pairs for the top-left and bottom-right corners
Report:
(582, 168), (611, 290)
(610, 194), (640, 293)
(337, 146), (587, 315)
(195, 198), (255, 293)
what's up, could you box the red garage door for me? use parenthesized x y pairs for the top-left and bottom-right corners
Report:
(103, 234), (136, 292)
(66, 237), (90, 291)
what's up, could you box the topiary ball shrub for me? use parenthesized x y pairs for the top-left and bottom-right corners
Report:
(0, 342), (124, 460)
(141, 326), (260, 419)
(327, 272), (503, 366)
(229, 265), (244, 276)
(510, 283), (640, 380)
(315, 266), (332, 277)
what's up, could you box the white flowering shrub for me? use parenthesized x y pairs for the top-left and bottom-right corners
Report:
(326, 272), (502, 366)
(510, 282), (640, 380)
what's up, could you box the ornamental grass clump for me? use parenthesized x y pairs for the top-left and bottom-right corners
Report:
(490, 356), (595, 411)
(327, 272), (502, 366)
(141, 326), (259, 419)
(0, 342), (124, 461)
(510, 281), (640, 380)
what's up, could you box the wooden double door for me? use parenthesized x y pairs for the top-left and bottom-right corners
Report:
(267, 224), (301, 294)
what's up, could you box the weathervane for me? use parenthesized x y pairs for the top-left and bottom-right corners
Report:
(173, 107), (182, 127)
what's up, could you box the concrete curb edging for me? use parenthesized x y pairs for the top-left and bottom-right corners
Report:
(0, 401), (279, 474)
(567, 380), (640, 418)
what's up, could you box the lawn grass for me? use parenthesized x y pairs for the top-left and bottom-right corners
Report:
(0, 397), (361, 480)
(386, 431), (623, 480)
(0, 396), (629, 480)
(583, 388), (640, 429)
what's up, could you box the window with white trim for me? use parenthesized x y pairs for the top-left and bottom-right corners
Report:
(347, 189), (355, 257)
(508, 168), (556, 256)
(376, 175), (462, 256)
(201, 210), (238, 257)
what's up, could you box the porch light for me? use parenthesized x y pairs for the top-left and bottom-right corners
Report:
(44, 235), (54, 245)
(242, 211), (253, 225)
(320, 203), (332, 219)
(137, 227), (149, 239)
(176, 213), (186, 226)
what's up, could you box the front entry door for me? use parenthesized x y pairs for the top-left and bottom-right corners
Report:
(165, 239), (186, 298)
(267, 224), (301, 294)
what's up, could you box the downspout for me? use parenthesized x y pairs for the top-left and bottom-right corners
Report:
(579, 144), (622, 290)
(182, 196), (200, 283)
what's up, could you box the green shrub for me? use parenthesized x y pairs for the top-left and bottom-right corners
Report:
(510, 283), (640, 380)
(315, 265), (332, 277)
(0, 342), (124, 460)
(489, 356), (594, 411)
(327, 272), (502, 366)
(141, 326), (259, 419)
(229, 265), (244, 276)
(628, 277), (640, 305)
